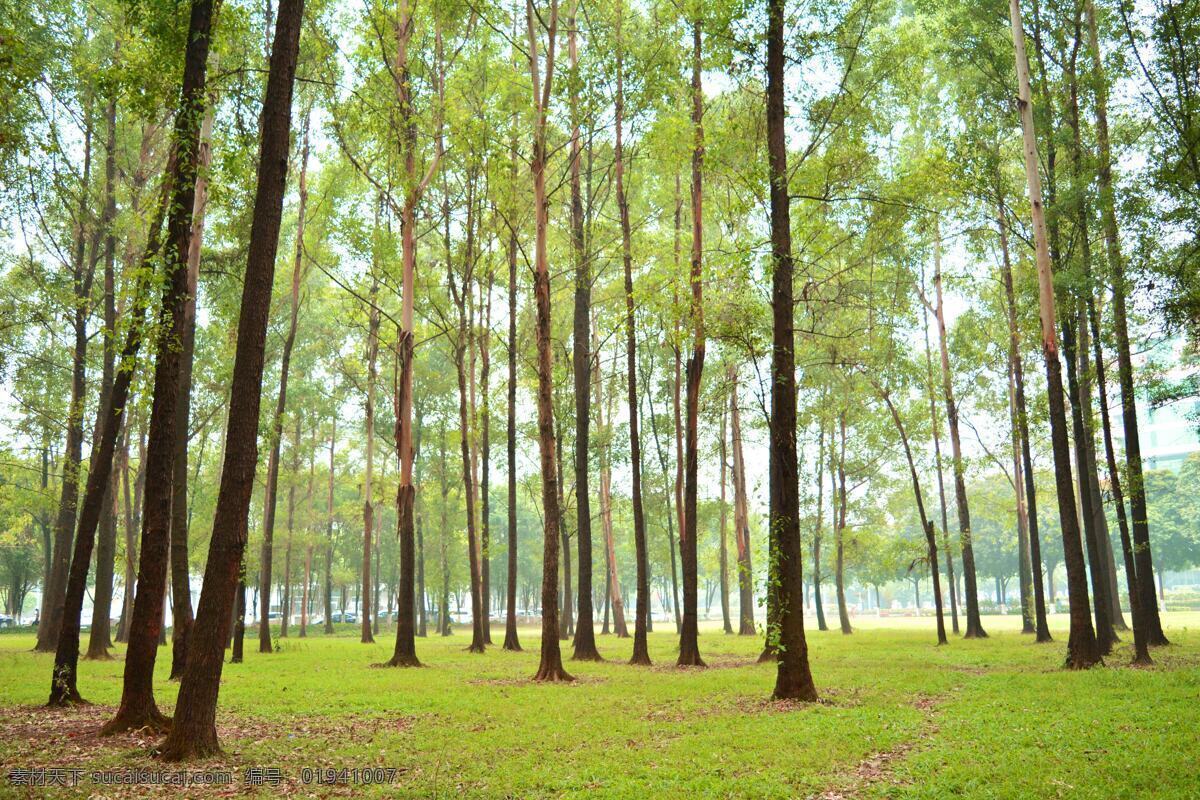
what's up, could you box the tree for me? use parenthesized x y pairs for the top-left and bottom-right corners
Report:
(159, 0), (306, 759)
(526, 0), (571, 683)
(1008, 0), (1100, 669)
(768, 0), (817, 701)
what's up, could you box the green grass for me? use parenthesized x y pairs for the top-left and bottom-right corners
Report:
(0, 612), (1197, 798)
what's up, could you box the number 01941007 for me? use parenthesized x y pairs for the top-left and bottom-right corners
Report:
(300, 767), (400, 785)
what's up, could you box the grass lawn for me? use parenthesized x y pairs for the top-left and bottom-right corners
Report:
(0, 612), (1197, 798)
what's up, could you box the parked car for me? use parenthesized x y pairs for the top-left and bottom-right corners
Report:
(0, 615), (14, 629)
(329, 611), (357, 624)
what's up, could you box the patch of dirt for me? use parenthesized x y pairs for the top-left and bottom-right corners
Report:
(736, 686), (864, 714)
(809, 688), (951, 800)
(466, 674), (608, 687)
(0, 704), (415, 797)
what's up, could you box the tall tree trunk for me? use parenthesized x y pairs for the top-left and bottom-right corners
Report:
(767, 0), (816, 698)
(526, 0), (571, 681)
(416, 408), (427, 638)
(676, 16), (706, 670)
(169, 103), (214, 679)
(1008, 348), (1036, 635)
(86, 96), (121, 662)
(556, 419), (573, 640)
(117, 426), (146, 642)
(728, 371), (756, 637)
(1010, 0), (1100, 668)
(160, 0), (305, 757)
(809, 413), (828, 634)
(259, 114), (310, 651)
(923, 283), (959, 635)
(615, 0), (650, 664)
(833, 414), (852, 635)
(324, 418), (336, 636)
(37, 111), (96, 654)
(879, 386), (947, 645)
(717, 390), (732, 634)
(100, 0), (216, 731)
(567, 1), (599, 662)
(930, 226), (985, 638)
(1084, 0), (1165, 646)
(360, 269), (379, 645)
(997, 199), (1052, 642)
(480, 271), (493, 645)
(49, 144), (175, 704)
(595, 331), (628, 638)
(503, 181), (522, 652)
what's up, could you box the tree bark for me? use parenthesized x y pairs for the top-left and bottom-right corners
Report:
(767, 0), (816, 698)
(833, 414), (852, 635)
(717, 389), (732, 634)
(160, 0), (305, 757)
(997, 199), (1052, 642)
(37, 110), (96, 654)
(1010, 0), (1101, 668)
(526, 0), (571, 681)
(929, 225), (985, 638)
(615, 0), (650, 665)
(1084, 0), (1165, 646)
(86, 97), (121, 662)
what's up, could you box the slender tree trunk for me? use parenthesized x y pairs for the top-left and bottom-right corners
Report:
(37, 112), (96, 655)
(718, 392), (732, 634)
(1008, 350), (1036, 635)
(879, 386), (947, 645)
(360, 269), (379, 646)
(117, 427), (145, 642)
(86, 97), (121, 661)
(169, 103), (214, 679)
(930, 226), (985, 638)
(809, 414), (828, 634)
(767, 0), (816, 697)
(997, 199), (1052, 642)
(526, 0), (571, 681)
(503, 187), (522, 652)
(49, 149), (175, 704)
(160, 0), (305, 757)
(677, 16), (706, 671)
(100, 0), (216, 731)
(615, 0), (650, 665)
(1010, 0), (1100, 668)
(834, 414), (852, 635)
(1084, 0), (1165, 646)
(922, 286), (959, 635)
(480, 271), (493, 645)
(566, 1), (599, 662)
(595, 331), (628, 638)
(324, 419), (336, 635)
(258, 115), (309, 651)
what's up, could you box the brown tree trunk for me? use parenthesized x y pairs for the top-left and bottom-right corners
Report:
(997, 199), (1052, 642)
(258, 114), (310, 652)
(1084, 0), (1166, 647)
(117, 426), (146, 643)
(86, 96), (120, 662)
(767, 0), (816, 698)
(37, 111), (96, 655)
(676, 17), (706, 669)
(615, 0), (649, 664)
(567, 0), (599, 662)
(159, 0), (305, 757)
(360, 269), (379, 646)
(833, 414), (852, 635)
(324, 419), (336, 636)
(595, 331), (628, 638)
(879, 386), (947, 645)
(169, 103), (214, 679)
(929, 226), (985, 638)
(1010, 0), (1101, 668)
(480, 271), (493, 645)
(526, 0), (571, 681)
(717, 390), (732, 635)
(101, 0), (216, 732)
(922, 279), (959, 635)
(503, 176), (522, 652)
(49, 149), (175, 705)
(809, 413), (828, 634)
(729, 370), (756, 636)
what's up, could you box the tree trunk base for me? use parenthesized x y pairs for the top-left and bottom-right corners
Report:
(100, 701), (171, 736)
(466, 642), (486, 654)
(571, 644), (603, 662)
(502, 632), (522, 651)
(532, 663), (574, 682)
(47, 686), (87, 707)
(379, 655), (422, 668)
(83, 649), (114, 661)
(158, 725), (220, 762)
